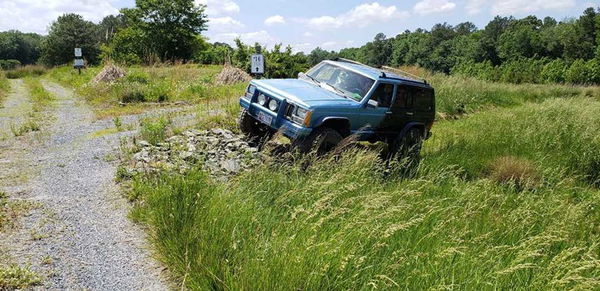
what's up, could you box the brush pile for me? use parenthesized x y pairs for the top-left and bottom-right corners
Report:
(91, 63), (126, 83)
(215, 65), (252, 85)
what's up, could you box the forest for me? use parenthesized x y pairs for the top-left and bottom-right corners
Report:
(0, 3), (599, 85)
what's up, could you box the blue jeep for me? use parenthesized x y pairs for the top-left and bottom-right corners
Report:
(238, 59), (435, 158)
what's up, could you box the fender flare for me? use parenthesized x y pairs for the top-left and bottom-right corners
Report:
(313, 116), (351, 129)
(398, 122), (426, 138)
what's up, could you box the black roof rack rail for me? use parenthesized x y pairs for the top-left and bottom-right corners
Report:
(332, 58), (428, 84)
(381, 66), (428, 84)
(332, 57), (366, 66)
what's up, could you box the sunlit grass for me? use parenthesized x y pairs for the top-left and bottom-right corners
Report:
(126, 94), (600, 289)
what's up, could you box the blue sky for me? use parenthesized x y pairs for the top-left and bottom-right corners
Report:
(0, 0), (597, 52)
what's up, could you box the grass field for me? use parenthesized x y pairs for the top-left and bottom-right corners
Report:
(51, 64), (600, 289)
(0, 71), (8, 102)
(47, 64), (245, 119)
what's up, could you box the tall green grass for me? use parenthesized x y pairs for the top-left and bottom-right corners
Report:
(430, 74), (600, 117)
(47, 64), (244, 118)
(424, 97), (600, 186)
(128, 97), (600, 289)
(0, 71), (8, 101)
(5, 65), (47, 79)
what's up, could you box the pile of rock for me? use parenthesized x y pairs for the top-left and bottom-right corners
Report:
(91, 63), (126, 84)
(215, 65), (252, 85)
(129, 128), (264, 180)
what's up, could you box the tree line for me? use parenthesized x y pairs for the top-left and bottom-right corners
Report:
(0, 1), (598, 84)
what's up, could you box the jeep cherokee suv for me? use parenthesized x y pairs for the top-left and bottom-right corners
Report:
(238, 59), (435, 158)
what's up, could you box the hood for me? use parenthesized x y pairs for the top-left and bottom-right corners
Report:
(252, 79), (358, 108)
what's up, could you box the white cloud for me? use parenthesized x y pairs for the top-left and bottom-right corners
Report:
(0, 0), (118, 34)
(413, 0), (456, 15)
(209, 16), (244, 31)
(306, 2), (409, 30)
(195, 0), (240, 16)
(264, 15), (286, 26)
(466, 0), (487, 14)
(321, 40), (355, 51)
(491, 0), (576, 15)
(210, 30), (279, 48)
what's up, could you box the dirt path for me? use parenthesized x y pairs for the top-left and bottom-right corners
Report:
(0, 80), (168, 290)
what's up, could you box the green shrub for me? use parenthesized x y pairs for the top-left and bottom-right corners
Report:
(565, 59), (589, 84)
(586, 59), (600, 84)
(125, 71), (150, 84)
(139, 115), (171, 145)
(0, 59), (21, 70)
(120, 84), (147, 103)
(540, 59), (567, 83)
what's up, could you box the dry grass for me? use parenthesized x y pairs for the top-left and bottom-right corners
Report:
(489, 156), (540, 189)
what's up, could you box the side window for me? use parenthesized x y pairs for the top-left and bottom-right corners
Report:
(414, 88), (434, 111)
(369, 83), (394, 108)
(393, 86), (414, 108)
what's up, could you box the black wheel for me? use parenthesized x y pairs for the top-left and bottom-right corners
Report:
(388, 128), (424, 164)
(293, 127), (343, 155)
(238, 109), (272, 146)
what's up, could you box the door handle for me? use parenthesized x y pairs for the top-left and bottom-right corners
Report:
(406, 112), (414, 116)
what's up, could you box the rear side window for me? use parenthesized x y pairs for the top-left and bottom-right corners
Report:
(414, 88), (434, 111)
(393, 86), (414, 108)
(369, 83), (394, 107)
(393, 86), (433, 111)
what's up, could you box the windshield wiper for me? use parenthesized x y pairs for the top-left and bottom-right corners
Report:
(323, 82), (352, 100)
(304, 74), (321, 85)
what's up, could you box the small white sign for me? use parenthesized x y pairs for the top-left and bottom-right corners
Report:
(251, 54), (264, 74)
(74, 48), (82, 57)
(74, 59), (85, 67)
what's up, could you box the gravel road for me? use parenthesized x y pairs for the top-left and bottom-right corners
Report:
(0, 80), (168, 290)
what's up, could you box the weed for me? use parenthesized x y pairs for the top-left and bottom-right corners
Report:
(113, 116), (123, 129)
(10, 119), (40, 136)
(0, 265), (42, 289)
(139, 115), (171, 145)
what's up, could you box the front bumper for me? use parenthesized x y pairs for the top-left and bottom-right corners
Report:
(240, 97), (312, 139)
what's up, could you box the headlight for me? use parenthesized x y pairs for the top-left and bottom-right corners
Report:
(257, 94), (267, 106)
(268, 99), (279, 111)
(245, 85), (256, 99)
(295, 107), (309, 119)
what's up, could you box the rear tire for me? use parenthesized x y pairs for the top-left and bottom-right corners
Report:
(388, 128), (424, 165)
(293, 127), (343, 155)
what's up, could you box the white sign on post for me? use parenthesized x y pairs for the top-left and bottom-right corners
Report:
(251, 54), (264, 74)
(74, 48), (82, 57)
(74, 59), (84, 67)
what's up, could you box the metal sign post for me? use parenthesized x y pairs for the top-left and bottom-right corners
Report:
(74, 47), (84, 75)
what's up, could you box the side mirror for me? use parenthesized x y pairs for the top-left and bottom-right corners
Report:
(298, 72), (306, 79)
(367, 99), (379, 108)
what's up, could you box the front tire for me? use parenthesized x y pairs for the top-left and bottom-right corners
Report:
(293, 127), (343, 155)
(238, 109), (272, 146)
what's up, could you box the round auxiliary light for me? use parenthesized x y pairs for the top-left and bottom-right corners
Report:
(268, 99), (279, 111)
(257, 94), (267, 106)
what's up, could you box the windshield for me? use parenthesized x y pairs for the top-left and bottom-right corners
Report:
(306, 63), (375, 101)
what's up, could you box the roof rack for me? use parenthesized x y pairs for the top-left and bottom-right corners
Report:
(381, 66), (428, 84)
(333, 58), (428, 84)
(333, 57), (365, 66)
